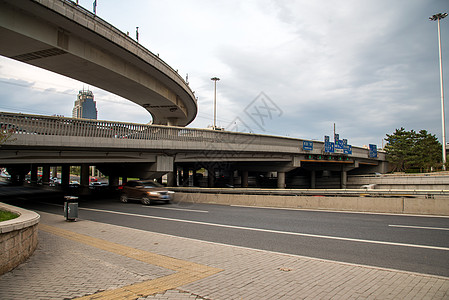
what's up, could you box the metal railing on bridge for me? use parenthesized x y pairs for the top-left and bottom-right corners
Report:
(0, 112), (380, 159)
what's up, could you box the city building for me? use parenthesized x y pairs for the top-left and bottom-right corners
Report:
(72, 89), (98, 119)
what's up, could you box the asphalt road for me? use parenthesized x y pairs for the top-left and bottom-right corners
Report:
(6, 196), (449, 277)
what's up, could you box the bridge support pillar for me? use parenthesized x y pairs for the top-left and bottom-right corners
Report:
(61, 165), (70, 188)
(177, 168), (182, 186)
(192, 169), (198, 187)
(30, 164), (38, 185)
(52, 166), (58, 180)
(341, 170), (347, 189)
(80, 164), (90, 195)
(229, 170), (235, 187)
(208, 168), (215, 188)
(182, 167), (189, 186)
(109, 175), (119, 189)
(277, 172), (285, 189)
(42, 165), (51, 186)
(241, 170), (248, 188)
(310, 170), (316, 189)
(167, 172), (175, 187)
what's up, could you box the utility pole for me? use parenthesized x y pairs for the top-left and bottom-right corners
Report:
(211, 77), (220, 129)
(429, 13), (448, 170)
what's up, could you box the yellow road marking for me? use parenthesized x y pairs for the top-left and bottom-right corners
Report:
(39, 223), (223, 299)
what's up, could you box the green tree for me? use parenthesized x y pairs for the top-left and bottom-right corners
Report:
(385, 128), (442, 172)
(384, 128), (414, 172)
(412, 130), (442, 172)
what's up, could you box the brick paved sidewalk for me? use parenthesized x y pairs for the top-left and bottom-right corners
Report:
(1, 211), (448, 299)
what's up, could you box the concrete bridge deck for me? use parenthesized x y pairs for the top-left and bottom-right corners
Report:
(0, 0), (197, 126)
(1, 112), (387, 189)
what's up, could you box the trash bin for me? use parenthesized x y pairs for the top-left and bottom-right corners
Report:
(64, 196), (78, 221)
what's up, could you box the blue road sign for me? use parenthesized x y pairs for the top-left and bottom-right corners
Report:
(369, 144), (377, 158)
(325, 141), (335, 153)
(303, 141), (313, 151)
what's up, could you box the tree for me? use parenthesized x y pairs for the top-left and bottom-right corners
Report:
(412, 130), (442, 172)
(384, 128), (442, 172)
(384, 128), (414, 172)
(0, 125), (16, 145)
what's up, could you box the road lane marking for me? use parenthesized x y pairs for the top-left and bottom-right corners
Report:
(39, 223), (222, 299)
(231, 205), (449, 218)
(389, 225), (449, 231)
(80, 207), (449, 252)
(143, 206), (209, 213)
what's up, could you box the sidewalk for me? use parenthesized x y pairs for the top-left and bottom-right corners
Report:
(1, 210), (448, 299)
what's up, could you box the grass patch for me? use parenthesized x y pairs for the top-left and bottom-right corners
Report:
(0, 209), (19, 222)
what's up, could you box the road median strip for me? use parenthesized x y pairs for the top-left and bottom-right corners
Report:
(39, 223), (223, 299)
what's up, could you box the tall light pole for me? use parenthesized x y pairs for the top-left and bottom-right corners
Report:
(430, 13), (448, 170)
(211, 77), (220, 129)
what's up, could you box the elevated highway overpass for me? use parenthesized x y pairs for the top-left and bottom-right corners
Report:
(0, 0), (197, 126)
(0, 1), (389, 191)
(0, 112), (388, 190)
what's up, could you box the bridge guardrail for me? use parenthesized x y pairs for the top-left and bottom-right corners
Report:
(170, 187), (449, 197)
(0, 111), (384, 159)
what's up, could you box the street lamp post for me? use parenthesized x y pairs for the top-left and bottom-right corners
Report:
(211, 77), (220, 129)
(430, 13), (448, 170)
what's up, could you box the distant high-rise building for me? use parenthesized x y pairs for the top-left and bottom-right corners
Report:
(72, 89), (97, 119)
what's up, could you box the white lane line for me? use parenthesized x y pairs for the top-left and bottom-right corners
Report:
(142, 206), (209, 213)
(231, 205), (449, 218)
(389, 225), (449, 231)
(79, 207), (449, 251)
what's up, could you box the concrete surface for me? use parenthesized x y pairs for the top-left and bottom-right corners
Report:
(0, 210), (448, 299)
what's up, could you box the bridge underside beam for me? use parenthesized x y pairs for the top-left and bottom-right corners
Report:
(0, 0), (197, 126)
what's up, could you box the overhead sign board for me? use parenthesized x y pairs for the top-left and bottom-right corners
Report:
(303, 141), (313, 151)
(325, 134), (351, 154)
(324, 136), (334, 153)
(369, 144), (378, 158)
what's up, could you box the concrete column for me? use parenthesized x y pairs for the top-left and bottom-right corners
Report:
(192, 169), (198, 187)
(30, 165), (38, 185)
(80, 164), (90, 186)
(109, 175), (119, 188)
(229, 170), (235, 187)
(310, 170), (316, 189)
(241, 170), (249, 188)
(208, 168), (215, 188)
(42, 165), (51, 185)
(61, 165), (70, 188)
(167, 118), (177, 126)
(277, 171), (286, 189)
(182, 166), (189, 186)
(167, 172), (175, 187)
(177, 169), (182, 186)
(51, 166), (58, 179)
(341, 170), (347, 189)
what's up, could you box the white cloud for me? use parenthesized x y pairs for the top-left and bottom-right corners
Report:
(1, 0), (448, 147)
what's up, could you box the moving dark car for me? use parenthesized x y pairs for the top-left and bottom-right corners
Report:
(118, 180), (174, 205)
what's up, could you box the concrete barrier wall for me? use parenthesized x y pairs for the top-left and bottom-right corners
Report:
(173, 193), (449, 216)
(0, 203), (40, 275)
(348, 175), (449, 190)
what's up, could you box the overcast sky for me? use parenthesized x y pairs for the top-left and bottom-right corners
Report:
(0, 0), (448, 147)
